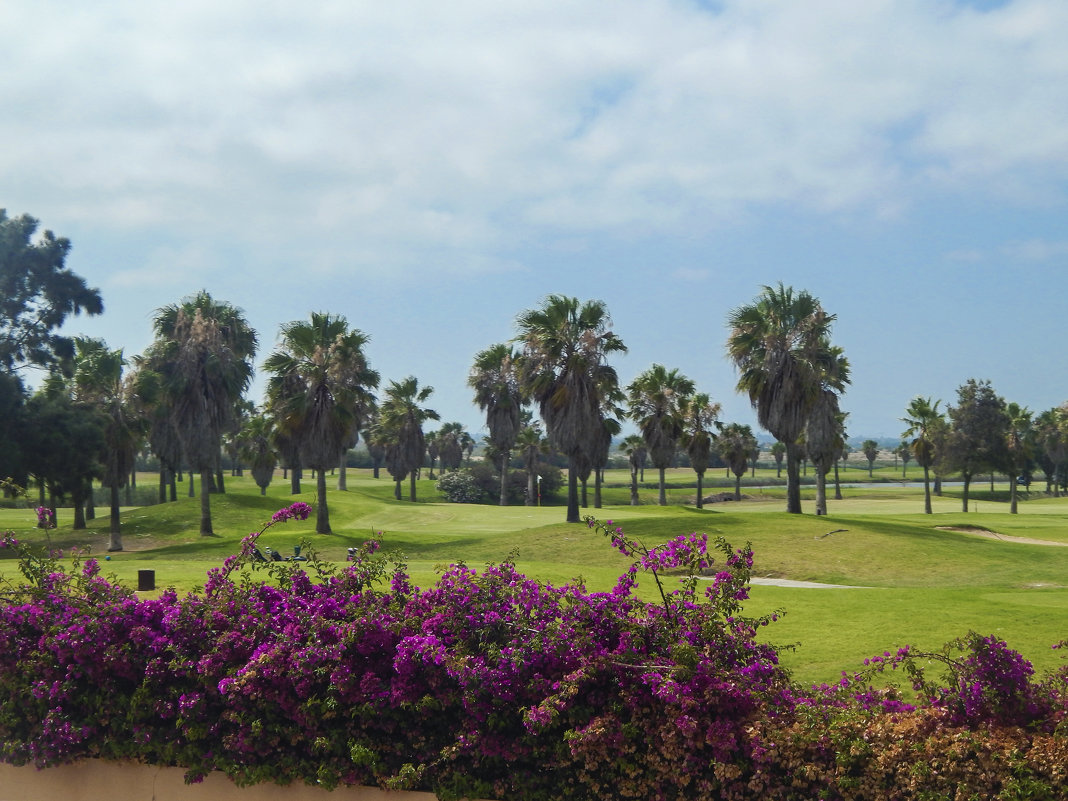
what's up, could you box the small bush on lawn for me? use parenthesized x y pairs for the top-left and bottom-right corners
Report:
(437, 463), (563, 505)
(1, 506), (1067, 800)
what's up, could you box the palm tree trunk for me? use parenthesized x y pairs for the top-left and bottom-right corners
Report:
(961, 473), (971, 512)
(317, 469), (331, 533)
(338, 452), (348, 491)
(199, 469), (213, 535)
(923, 466), (932, 514)
(290, 467), (301, 495)
(499, 452), (509, 506)
(834, 461), (843, 500)
(158, 470), (167, 504)
(594, 468), (602, 509)
(734, 472), (742, 501)
(658, 466), (667, 506)
(695, 471), (703, 508)
(629, 468), (639, 505)
(526, 467), (536, 506)
(566, 460), (580, 523)
(409, 471), (417, 502)
(1010, 476), (1018, 514)
(108, 484), (123, 551)
(815, 472), (827, 515)
(394, 480), (402, 500)
(785, 442), (803, 514)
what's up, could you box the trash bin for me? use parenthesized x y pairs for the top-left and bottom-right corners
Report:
(137, 569), (156, 591)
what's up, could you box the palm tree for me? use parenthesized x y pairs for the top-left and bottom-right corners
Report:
(833, 419), (850, 500)
(379, 376), (439, 501)
(901, 396), (944, 514)
(71, 337), (140, 551)
(619, 434), (647, 506)
(1035, 406), (1068, 496)
(145, 291), (257, 535)
(515, 295), (627, 523)
(591, 413), (622, 509)
(1004, 402), (1033, 514)
(239, 411), (278, 496)
(770, 441), (786, 478)
(681, 392), (721, 508)
(626, 364), (695, 507)
(861, 440), (879, 477)
(469, 343), (524, 506)
(726, 283), (847, 514)
(804, 390), (846, 516)
(717, 423), (757, 502)
(515, 423), (549, 505)
(263, 312), (378, 534)
(435, 422), (470, 473)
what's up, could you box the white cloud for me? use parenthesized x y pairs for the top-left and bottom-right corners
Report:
(3, 0), (1068, 280)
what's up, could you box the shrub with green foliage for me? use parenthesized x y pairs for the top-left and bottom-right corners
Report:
(435, 470), (485, 503)
(436, 463), (563, 505)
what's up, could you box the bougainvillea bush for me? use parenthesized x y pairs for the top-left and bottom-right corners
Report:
(1, 507), (1067, 800)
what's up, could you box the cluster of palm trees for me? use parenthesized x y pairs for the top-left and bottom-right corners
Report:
(23, 284), (858, 548)
(469, 294), (778, 521)
(61, 282), (1067, 539)
(902, 383), (1068, 515)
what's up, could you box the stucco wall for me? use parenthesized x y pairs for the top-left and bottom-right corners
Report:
(0, 760), (455, 801)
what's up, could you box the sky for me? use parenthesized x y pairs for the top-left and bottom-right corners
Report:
(4, 0), (1068, 443)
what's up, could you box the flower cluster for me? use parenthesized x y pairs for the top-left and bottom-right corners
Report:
(34, 506), (55, 529)
(270, 502), (313, 523)
(1, 513), (1067, 800)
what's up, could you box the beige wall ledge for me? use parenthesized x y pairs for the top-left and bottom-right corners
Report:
(0, 760), (484, 801)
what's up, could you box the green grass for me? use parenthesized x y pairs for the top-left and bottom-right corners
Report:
(3, 470), (1068, 688)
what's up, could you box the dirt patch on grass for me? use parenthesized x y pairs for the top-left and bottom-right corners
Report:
(935, 526), (1068, 547)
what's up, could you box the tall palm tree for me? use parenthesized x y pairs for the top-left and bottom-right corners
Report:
(239, 411), (278, 496)
(71, 337), (140, 550)
(264, 312), (379, 533)
(619, 434), (647, 506)
(626, 364), (695, 507)
(770, 441), (786, 478)
(379, 376), (439, 501)
(469, 343), (524, 506)
(681, 392), (721, 508)
(804, 390), (845, 516)
(435, 422), (469, 473)
(591, 413), (622, 509)
(1004, 402), (1033, 515)
(717, 422), (757, 502)
(129, 363), (181, 503)
(146, 291), (257, 535)
(515, 295), (626, 523)
(726, 283), (847, 514)
(901, 396), (944, 514)
(861, 440), (879, 477)
(514, 422), (549, 506)
(1035, 406), (1068, 496)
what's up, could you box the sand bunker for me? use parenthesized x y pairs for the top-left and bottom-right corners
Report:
(934, 526), (1068, 547)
